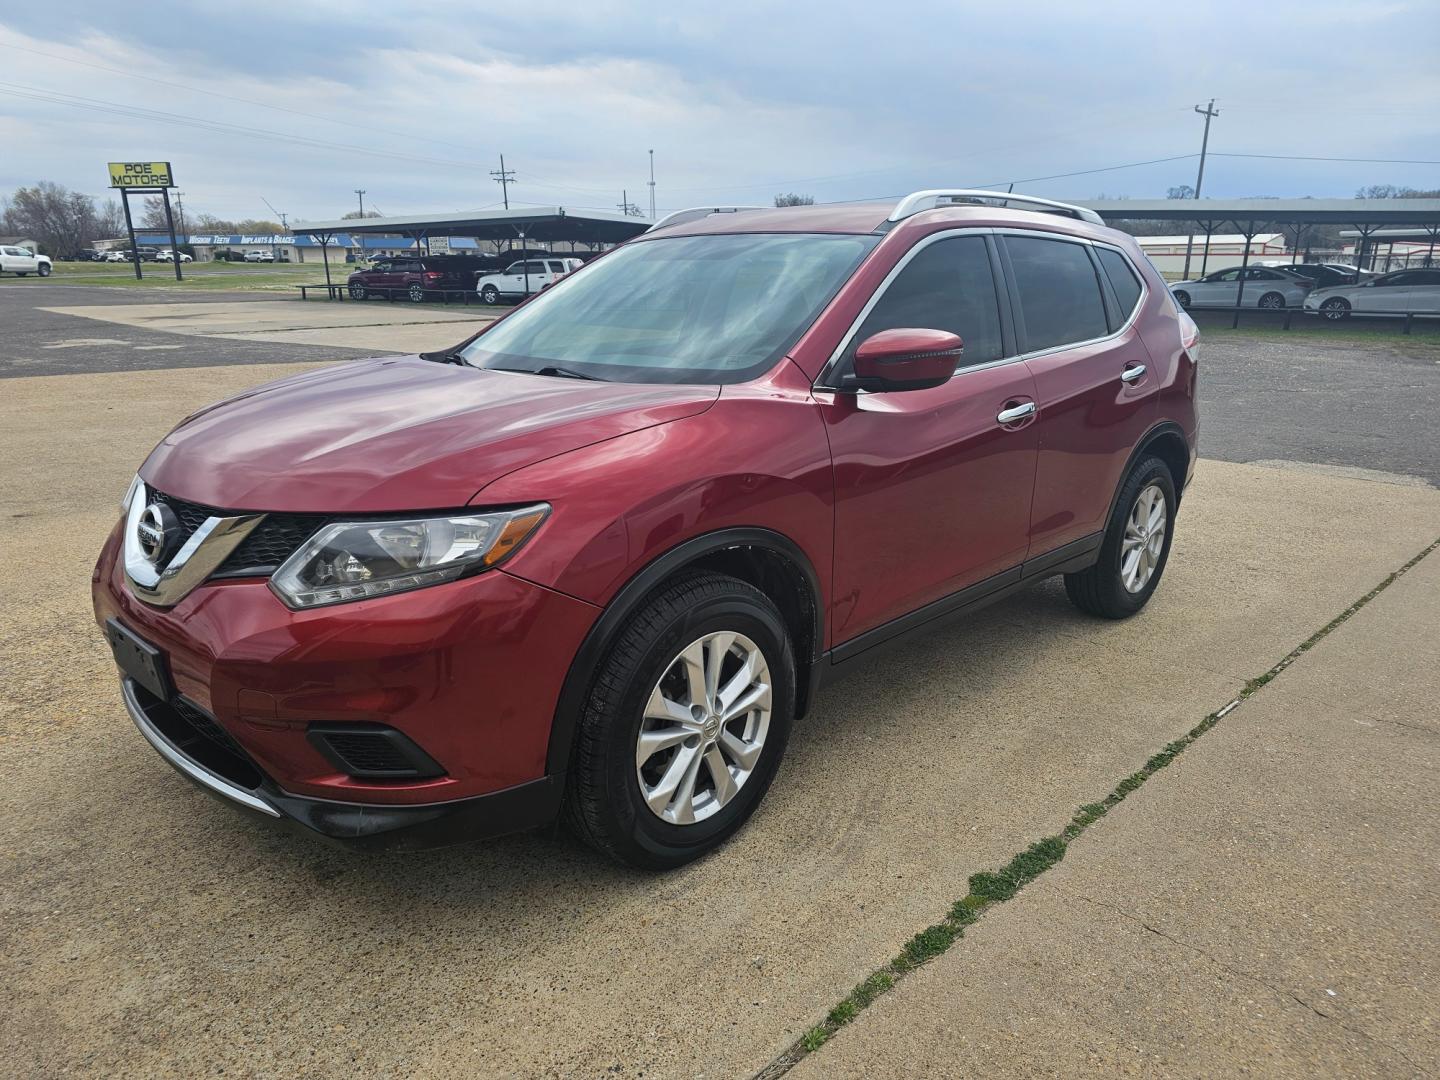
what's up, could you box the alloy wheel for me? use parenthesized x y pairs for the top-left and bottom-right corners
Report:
(636, 631), (772, 825)
(1121, 482), (1167, 593)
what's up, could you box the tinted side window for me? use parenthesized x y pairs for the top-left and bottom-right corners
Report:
(1005, 236), (1108, 352)
(1096, 248), (1143, 320)
(848, 236), (1004, 369)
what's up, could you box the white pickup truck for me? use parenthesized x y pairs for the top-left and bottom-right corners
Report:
(0, 245), (52, 277)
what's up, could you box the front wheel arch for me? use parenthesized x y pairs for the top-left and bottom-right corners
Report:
(545, 528), (824, 781)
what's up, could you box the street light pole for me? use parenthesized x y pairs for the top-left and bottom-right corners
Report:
(648, 149), (656, 221)
(1182, 100), (1219, 281)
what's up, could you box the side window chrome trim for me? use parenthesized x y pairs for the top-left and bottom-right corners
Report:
(815, 227), (1008, 389)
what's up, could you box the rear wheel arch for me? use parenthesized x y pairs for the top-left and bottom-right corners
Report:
(545, 527), (824, 781)
(1108, 422), (1190, 522)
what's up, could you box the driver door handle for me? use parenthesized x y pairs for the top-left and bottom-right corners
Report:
(996, 401), (1037, 424)
(1121, 363), (1147, 383)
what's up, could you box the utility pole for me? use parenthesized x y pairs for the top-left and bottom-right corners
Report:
(491, 155), (516, 210)
(648, 149), (656, 220)
(617, 190), (641, 217)
(1181, 99), (1219, 280)
(354, 189), (366, 217)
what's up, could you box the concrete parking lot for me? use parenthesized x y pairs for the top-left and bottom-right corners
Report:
(2, 287), (1438, 1078)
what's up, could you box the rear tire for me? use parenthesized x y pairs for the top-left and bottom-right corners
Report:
(564, 571), (795, 870)
(1258, 291), (1284, 310)
(1064, 456), (1176, 619)
(407, 283), (426, 303)
(1173, 290), (1191, 310)
(480, 284), (500, 305)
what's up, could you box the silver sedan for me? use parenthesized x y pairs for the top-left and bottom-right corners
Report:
(1303, 268), (1440, 320)
(1170, 266), (1313, 311)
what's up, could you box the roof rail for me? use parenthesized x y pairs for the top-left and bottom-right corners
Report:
(889, 189), (1104, 226)
(646, 206), (770, 233)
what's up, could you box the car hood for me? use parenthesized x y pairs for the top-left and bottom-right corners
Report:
(141, 356), (719, 512)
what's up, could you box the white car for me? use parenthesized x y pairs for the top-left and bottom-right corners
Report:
(0, 245), (53, 277)
(476, 257), (584, 304)
(1303, 268), (1440, 320)
(244, 250), (275, 263)
(1170, 266), (1313, 311)
(156, 250), (193, 263)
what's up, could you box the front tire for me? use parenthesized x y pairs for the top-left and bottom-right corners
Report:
(348, 283), (366, 300)
(565, 572), (796, 870)
(37, 263), (51, 277)
(1064, 456), (1176, 619)
(1321, 297), (1351, 321)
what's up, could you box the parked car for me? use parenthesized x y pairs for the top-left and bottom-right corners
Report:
(156, 250), (194, 263)
(346, 255), (490, 302)
(1170, 265), (1312, 311)
(1303, 268), (1440, 320)
(1265, 263), (1358, 289)
(92, 189), (1198, 869)
(0, 245), (53, 276)
(475, 257), (585, 304)
(244, 250), (275, 263)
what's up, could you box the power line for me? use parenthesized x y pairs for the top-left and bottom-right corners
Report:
(1213, 152), (1440, 166)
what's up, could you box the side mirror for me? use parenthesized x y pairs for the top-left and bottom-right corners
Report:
(851, 328), (963, 392)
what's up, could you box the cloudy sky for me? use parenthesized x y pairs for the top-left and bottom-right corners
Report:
(2, 1), (1437, 224)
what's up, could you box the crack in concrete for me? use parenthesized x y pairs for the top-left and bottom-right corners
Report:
(1075, 894), (1435, 1079)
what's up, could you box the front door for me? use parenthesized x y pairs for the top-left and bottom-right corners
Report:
(1002, 234), (1160, 555)
(820, 232), (1039, 646)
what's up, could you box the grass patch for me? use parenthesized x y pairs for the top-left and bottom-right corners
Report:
(754, 533), (1440, 1080)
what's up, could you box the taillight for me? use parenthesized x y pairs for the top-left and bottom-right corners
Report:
(424, 271), (442, 281)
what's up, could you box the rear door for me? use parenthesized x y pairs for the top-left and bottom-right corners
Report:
(1360, 271), (1415, 312)
(821, 231), (1040, 645)
(1003, 233), (1159, 557)
(1407, 270), (1440, 313)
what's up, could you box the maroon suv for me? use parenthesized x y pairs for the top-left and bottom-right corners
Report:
(347, 255), (494, 302)
(94, 190), (1199, 869)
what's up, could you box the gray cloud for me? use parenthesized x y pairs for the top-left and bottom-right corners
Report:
(2, 1), (1436, 223)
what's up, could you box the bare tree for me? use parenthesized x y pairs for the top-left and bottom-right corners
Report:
(341, 209), (383, 219)
(4, 182), (99, 257)
(774, 193), (815, 207)
(96, 199), (126, 239)
(141, 196), (170, 230)
(1166, 184), (1195, 200)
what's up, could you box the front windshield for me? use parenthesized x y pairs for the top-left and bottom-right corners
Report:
(460, 233), (878, 383)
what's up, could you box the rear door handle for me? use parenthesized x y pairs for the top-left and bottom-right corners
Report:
(1121, 363), (1147, 383)
(996, 401), (1037, 424)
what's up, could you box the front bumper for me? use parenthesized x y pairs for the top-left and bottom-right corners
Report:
(121, 677), (560, 849)
(93, 517), (600, 843)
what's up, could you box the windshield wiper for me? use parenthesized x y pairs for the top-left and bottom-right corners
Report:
(490, 364), (602, 381)
(420, 348), (467, 365)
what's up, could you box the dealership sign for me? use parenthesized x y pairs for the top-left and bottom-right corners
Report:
(108, 161), (175, 188)
(185, 235), (297, 246)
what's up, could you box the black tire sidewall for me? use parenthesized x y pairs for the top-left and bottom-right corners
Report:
(588, 585), (795, 867)
(1096, 458), (1177, 615)
(1174, 290), (1190, 309)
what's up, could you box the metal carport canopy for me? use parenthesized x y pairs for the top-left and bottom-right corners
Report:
(289, 206), (651, 245)
(1075, 198), (1440, 226)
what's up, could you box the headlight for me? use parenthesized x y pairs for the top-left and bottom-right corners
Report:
(121, 474), (142, 514)
(269, 504), (549, 609)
